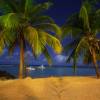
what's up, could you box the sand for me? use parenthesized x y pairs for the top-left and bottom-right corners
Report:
(0, 76), (100, 100)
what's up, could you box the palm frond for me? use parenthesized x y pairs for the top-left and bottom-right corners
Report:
(79, 5), (90, 31)
(24, 0), (33, 16)
(97, 54), (100, 60)
(46, 34), (62, 54)
(62, 26), (82, 38)
(91, 9), (100, 34)
(64, 38), (80, 52)
(24, 26), (44, 56)
(0, 13), (20, 30)
(83, 0), (93, 13)
(63, 13), (78, 26)
(61, 26), (72, 38)
(2, 0), (19, 12)
(8, 39), (17, 55)
(0, 30), (17, 55)
(83, 0), (100, 5)
(66, 49), (76, 63)
(43, 47), (52, 65)
(31, 16), (55, 24)
(63, 13), (82, 29)
(66, 48), (78, 73)
(34, 23), (62, 37)
(75, 37), (89, 56)
(0, 31), (6, 54)
(0, 1), (12, 14)
(31, 2), (52, 16)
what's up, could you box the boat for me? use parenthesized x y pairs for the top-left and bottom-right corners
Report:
(26, 67), (36, 71)
(38, 65), (45, 71)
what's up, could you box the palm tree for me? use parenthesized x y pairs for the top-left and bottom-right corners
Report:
(62, 1), (100, 78)
(0, 0), (62, 78)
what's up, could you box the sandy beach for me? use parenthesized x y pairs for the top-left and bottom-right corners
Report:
(0, 76), (100, 100)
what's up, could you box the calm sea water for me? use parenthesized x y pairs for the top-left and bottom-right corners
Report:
(0, 65), (96, 78)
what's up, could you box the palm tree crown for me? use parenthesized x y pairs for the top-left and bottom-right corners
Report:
(62, 1), (100, 78)
(0, 0), (62, 78)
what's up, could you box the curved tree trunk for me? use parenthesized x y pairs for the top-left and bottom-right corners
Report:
(19, 38), (24, 79)
(92, 49), (100, 79)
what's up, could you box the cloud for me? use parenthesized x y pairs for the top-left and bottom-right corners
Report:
(42, 58), (46, 62)
(54, 55), (67, 63)
(24, 51), (35, 64)
(5, 51), (34, 62)
(24, 51), (33, 58)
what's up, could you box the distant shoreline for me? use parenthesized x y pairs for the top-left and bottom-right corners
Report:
(0, 64), (99, 68)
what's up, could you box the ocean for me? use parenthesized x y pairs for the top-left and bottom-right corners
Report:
(0, 64), (97, 78)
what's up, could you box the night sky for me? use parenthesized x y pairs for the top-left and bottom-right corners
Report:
(0, 0), (90, 65)
(39, 0), (81, 25)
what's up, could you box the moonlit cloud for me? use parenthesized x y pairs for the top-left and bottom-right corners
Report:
(43, 58), (47, 62)
(54, 55), (67, 63)
(24, 51), (35, 64)
(24, 51), (33, 58)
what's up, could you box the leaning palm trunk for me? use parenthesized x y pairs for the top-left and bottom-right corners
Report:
(91, 48), (100, 78)
(19, 38), (24, 79)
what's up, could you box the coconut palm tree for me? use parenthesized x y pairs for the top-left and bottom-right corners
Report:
(0, 0), (62, 78)
(62, 1), (100, 78)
